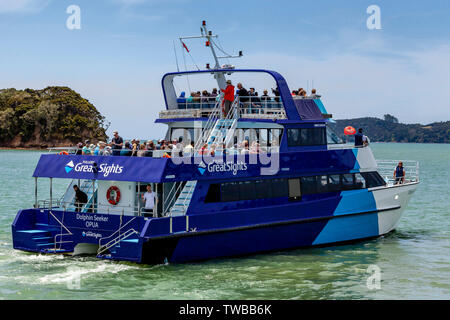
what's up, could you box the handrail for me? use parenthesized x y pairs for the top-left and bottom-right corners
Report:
(98, 217), (137, 249)
(194, 93), (223, 151)
(97, 228), (139, 255)
(49, 210), (72, 235)
(174, 181), (197, 216)
(376, 159), (419, 185)
(163, 182), (185, 215)
(48, 209), (73, 252)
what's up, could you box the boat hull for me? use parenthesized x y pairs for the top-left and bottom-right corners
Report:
(12, 182), (418, 264)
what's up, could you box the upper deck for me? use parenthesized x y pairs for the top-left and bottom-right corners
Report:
(158, 69), (332, 123)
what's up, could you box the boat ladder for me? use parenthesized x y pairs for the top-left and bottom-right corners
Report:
(205, 98), (239, 149)
(97, 228), (139, 256)
(169, 180), (198, 216)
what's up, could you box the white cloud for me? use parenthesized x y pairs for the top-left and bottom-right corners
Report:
(0, 0), (50, 13)
(240, 44), (450, 124)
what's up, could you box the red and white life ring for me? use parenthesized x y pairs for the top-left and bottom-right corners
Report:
(106, 186), (121, 205)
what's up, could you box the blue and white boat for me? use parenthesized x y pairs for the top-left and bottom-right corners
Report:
(12, 22), (419, 264)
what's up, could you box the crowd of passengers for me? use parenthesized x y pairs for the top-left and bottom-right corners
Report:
(177, 80), (321, 111)
(74, 131), (279, 157)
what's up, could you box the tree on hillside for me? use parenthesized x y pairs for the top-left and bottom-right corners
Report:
(383, 114), (399, 123)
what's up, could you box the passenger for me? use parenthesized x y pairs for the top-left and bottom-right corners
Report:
(177, 91), (187, 108)
(354, 128), (364, 147)
(210, 88), (218, 103)
(184, 141), (194, 156)
(221, 80), (235, 117)
(240, 140), (250, 154)
(89, 144), (96, 154)
(261, 90), (271, 108)
(73, 185), (88, 212)
(145, 140), (155, 157)
(103, 145), (112, 156)
(272, 87), (280, 102)
(147, 140), (155, 150)
(201, 90), (210, 108)
(137, 144), (147, 157)
(82, 143), (91, 155)
(98, 141), (106, 155)
(131, 140), (140, 156)
(187, 92), (195, 108)
(249, 88), (261, 103)
(120, 141), (132, 156)
(75, 142), (83, 155)
(111, 131), (123, 156)
(141, 184), (158, 218)
(237, 83), (249, 103)
(93, 143), (100, 156)
(308, 89), (321, 99)
(199, 143), (209, 155)
(363, 133), (370, 147)
(394, 162), (405, 184)
(250, 141), (260, 154)
(210, 144), (217, 156)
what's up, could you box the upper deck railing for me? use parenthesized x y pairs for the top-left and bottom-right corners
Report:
(159, 96), (287, 120)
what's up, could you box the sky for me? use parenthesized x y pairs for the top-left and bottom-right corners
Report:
(1, 0), (450, 139)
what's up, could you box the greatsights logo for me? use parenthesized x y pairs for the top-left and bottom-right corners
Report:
(198, 160), (248, 176)
(64, 160), (123, 177)
(65, 161), (75, 173)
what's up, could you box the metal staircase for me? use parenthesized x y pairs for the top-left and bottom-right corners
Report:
(169, 181), (197, 216)
(162, 96), (239, 217)
(202, 97), (239, 151)
(193, 94), (223, 152)
(62, 179), (97, 212)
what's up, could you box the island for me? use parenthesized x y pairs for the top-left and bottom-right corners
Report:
(330, 114), (449, 143)
(0, 87), (108, 148)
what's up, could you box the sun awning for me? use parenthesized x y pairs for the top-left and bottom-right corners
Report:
(32, 154), (168, 182)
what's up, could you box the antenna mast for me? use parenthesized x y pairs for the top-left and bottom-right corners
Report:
(179, 21), (243, 89)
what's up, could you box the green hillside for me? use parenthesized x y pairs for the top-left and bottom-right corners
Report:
(330, 114), (450, 143)
(0, 87), (108, 148)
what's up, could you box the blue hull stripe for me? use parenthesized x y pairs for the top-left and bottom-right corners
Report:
(312, 212), (379, 245)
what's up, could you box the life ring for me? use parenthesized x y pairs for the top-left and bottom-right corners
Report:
(344, 126), (356, 135)
(106, 186), (121, 205)
(58, 151), (69, 155)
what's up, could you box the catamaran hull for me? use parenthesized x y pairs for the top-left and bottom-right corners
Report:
(12, 183), (417, 264)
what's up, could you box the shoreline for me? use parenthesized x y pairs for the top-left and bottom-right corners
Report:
(1, 142), (449, 151)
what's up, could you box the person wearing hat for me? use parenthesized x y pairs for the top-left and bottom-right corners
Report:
(111, 131), (123, 156)
(221, 79), (235, 117)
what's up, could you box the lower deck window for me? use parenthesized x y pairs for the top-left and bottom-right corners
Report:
(287, 128), (327, 147)
(205, 171), (385, 203)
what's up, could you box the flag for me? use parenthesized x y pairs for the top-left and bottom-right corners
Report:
(181, 41), (189, 53)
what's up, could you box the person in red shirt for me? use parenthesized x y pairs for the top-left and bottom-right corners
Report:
(221, 79), (235, 116)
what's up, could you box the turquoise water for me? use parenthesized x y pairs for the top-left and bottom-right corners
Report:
(0, 144), (449, 300)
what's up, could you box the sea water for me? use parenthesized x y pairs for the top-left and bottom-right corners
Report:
(0, 143), (449, 299)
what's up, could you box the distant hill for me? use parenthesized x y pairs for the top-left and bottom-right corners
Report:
(329, 114), (450, 143)
(0, 87), (108, 148)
